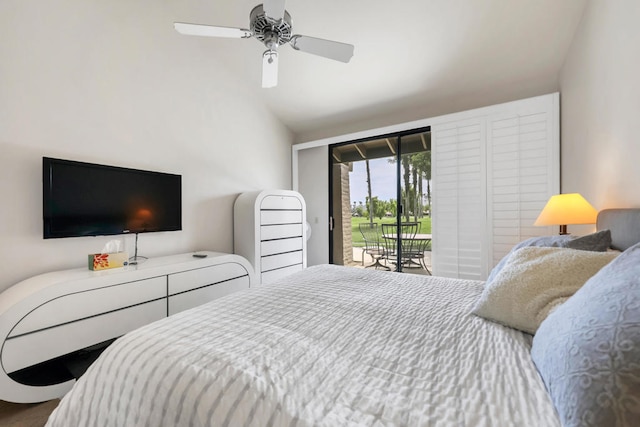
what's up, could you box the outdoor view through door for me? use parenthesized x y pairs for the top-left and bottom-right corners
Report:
(330, 128), (432, 275)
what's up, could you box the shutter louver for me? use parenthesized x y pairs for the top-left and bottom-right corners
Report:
(432, 119), (485, 280)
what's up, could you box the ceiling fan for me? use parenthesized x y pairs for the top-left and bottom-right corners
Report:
(174, 0), (355, 88)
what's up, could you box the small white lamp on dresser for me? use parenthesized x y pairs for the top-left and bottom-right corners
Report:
(234, 190), (307, 284)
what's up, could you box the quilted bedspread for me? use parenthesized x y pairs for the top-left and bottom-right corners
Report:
(47, 265), (560, 426)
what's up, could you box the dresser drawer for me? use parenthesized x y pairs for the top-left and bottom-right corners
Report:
(168, 276), (250, 315)
(260, 210), (302, 225)
(260, 224), (303, 240)
(9, 276), (167, 338)
(168, 264), (249, 296)
(2, 299), (166, 373)
(261, 264), (303, 284)
(261, 251), (303, 272)
(261, 237), (303, 257)
(260, 195), (303, 210)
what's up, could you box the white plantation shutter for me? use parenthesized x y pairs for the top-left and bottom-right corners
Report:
(487, 98), (559, 270)
(432, 119), (486, 280)
(432, 93), (559, 279)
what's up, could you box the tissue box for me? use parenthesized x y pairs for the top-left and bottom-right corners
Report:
(88, 252), (129, 271)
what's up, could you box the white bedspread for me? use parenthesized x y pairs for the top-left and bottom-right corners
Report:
(47, 265), (560, 426)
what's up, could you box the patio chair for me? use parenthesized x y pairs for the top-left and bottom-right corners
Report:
(409, 235), (432, 275)
(358, 223), (390, 270)
(381, 222), (419, 270)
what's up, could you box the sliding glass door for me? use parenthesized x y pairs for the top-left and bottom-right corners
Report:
(329, 128), (431, 274)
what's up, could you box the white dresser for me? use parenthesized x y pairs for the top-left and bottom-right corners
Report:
(0, 251), (254, 403)
(234, 190), (307, 284)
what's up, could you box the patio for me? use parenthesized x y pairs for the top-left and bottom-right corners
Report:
(349, 247), (432, 275)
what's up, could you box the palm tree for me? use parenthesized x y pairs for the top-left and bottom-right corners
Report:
(365, 159), (374, 225)
(401, 155), (411, 222)
(388, 153), (424, 222)
(410, 151), (431, 216)
(411, 162), (418, 221)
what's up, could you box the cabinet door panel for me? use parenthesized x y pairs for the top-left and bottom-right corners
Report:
(2, 300), (166, 373)
(168, 276), (250, 315)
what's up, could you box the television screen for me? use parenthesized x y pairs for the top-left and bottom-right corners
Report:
(43, 157), (182, 239)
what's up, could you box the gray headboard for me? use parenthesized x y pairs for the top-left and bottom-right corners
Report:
(597, 208), (640, 251)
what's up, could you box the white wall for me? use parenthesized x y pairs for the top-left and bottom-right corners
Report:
(0, 1), (293, 292)
(560, 0), (640, 211)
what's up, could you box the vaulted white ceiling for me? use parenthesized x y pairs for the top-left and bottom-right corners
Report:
(173, 0), (587, 141)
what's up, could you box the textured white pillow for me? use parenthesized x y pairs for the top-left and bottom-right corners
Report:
(472, 247), (618, 334)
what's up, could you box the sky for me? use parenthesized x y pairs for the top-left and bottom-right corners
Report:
(349, 158), (431, 206)
(349, 158), (398, 204)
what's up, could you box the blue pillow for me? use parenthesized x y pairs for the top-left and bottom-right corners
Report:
(486, 230), (612, 283)
(531, 241), (640, 427)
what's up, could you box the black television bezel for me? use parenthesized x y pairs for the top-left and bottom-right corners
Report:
(43, 157), (182, 239)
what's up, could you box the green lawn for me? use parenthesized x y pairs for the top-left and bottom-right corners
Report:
(351, 216), (432, 247)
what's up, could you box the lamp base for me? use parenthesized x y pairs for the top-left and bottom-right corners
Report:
(128, 256), (148, 266)
(128, 233), (147, 265)
(559, 224), (569, 235)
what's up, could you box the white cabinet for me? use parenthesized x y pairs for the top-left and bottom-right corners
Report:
(0, 251), (254, 403)
(234, 190), (307, 284)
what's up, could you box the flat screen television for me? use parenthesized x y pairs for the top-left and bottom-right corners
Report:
(43, 157), (182, 239)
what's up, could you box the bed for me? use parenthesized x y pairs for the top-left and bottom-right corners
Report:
(46, 209), (640, 427)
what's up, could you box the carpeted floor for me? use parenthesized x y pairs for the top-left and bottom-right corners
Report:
(0, 399), (58, 427)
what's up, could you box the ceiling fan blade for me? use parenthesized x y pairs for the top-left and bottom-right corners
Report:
(290, 35), (354, 63)
(262, 50), (278, 88)
(174, 22), (252, 39)
(263, 0), (286, 21)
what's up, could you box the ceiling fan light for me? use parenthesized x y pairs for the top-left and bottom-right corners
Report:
(262, 50), (278, 88)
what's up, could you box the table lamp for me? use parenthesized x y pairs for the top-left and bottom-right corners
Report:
(534, 193), (597, 235)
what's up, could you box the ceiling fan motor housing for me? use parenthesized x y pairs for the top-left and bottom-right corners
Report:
(250, 4), (293, 49)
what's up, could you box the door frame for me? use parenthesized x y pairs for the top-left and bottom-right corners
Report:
(327, 126), (431, 270)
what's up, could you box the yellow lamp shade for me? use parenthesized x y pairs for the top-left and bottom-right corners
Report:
(534, 193), (597, 234)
